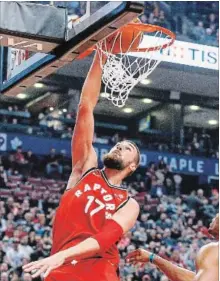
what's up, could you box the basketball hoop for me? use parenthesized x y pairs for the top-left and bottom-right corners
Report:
(79, 22), (175, 108)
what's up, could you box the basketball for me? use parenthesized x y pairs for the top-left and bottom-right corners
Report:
(105, 19), (142, 54)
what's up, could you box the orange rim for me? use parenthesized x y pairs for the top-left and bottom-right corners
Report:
(125, 23), (176, 52)
(76, 23), (176, 59)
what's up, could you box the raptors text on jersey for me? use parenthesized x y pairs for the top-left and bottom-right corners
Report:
(51, 168), (129, 265)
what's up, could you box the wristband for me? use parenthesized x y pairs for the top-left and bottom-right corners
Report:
(92, 220), (123, 254)
(149, 253), (156, 264)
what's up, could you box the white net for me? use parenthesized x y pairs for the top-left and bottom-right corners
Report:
(96, 25), (174, 107)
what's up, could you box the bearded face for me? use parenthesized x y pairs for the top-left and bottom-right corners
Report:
(103, 141), (139, 173)
(103, 151), (125, 170)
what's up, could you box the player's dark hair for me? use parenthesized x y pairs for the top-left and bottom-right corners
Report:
(127, 140), (141, 167)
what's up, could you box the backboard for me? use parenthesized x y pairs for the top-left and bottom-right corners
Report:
(0, 1), (144, 97)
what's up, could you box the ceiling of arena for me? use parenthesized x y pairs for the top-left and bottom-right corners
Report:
(0, 54), (218, 128)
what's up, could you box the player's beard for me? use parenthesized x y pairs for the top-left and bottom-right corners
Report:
(103, 153), (125, 170)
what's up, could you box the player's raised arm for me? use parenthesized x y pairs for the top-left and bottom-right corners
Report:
(71, 51), (105, 174)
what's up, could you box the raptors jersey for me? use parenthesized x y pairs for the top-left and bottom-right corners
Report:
(51, 168), (129, 266)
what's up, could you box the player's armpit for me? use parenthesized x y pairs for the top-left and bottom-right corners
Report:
(66, 147), (97, 190)
(196, 242), (219, 266)
(194, 243), (219, 281)
(112, 198), (140, 233)
(194, 267), (219, 281)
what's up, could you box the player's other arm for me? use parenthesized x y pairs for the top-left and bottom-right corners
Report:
(23, 199), (139, 277)
(61, 198), (140, 261)
(70, 52), (105, 177)
(126, 249), (195, 281)
(154, 255), (195, 281)
(194, 243), (219, 281)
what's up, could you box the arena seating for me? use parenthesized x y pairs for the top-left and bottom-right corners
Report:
(0, 150), (218, 281)
(0, 2), (218, 279)
(24, 1), (219, 47)
(0, 106), (218, 159)
(141, 1), (219, 47)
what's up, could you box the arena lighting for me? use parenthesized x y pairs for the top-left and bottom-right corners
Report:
(63, 108), (67, 113)
(208, 120), (218, 125)
(34, 82), (44, 88)
(123, 107), (134, 113)
(189, 105), (200, 111)
(142, 98), (153, 104)
(100, 92), (110, 98)
(17, 93), (27, 99)
(140, 79), (151, 85)
(49, 107), (54, 111)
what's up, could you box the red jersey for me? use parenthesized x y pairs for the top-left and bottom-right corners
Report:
(51, 168), (129, 266)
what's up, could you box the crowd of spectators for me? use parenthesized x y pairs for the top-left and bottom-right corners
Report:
(29, 1), (219, 46)
(67, 1), (219, 47)
(140, 127), (219, 159)
(119, 188), (218, 281)
(143, 159), (182, 198)
(0, 149), (218, 281)
(1, 2), (218, 280)
(141, 1), (219, 47)
(0, 147), (71, 181)
(0, 106), (218, 159)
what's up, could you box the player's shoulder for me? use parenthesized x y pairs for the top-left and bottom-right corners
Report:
(129, 197), (140, 207)
(199, 242), (219, 254)
(124, 197), (140, 213)
(197, 242), (219, 266)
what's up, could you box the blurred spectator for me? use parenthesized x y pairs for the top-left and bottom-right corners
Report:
(14, 147), (28, 175)
(44, 148), (62, 178)
(0, 209), (7, 235)
(21, 273), (32, 281)
(150, 183), (167, 198)
(33, 214), (47, 237)
(6, 238), (25, 268)
(173, 174), (182, 196)
(209, 13), (217, 25)
(18, 236), (34, 260)
(58, 150), (71, 179)
(192, 21), (206, 41)
(111, 133), (120, 144)
(24, 150), (38, 176)
(61, 127), (72, 139)
(145, 162), (156, 191)
(1, 272), (9, 281)
(12, 119), (18, 125)
(183, 191), (203, 210)
(202, 28), (216, 45)
(0, 166), (7, 188)
(197, 189), (205, 201)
